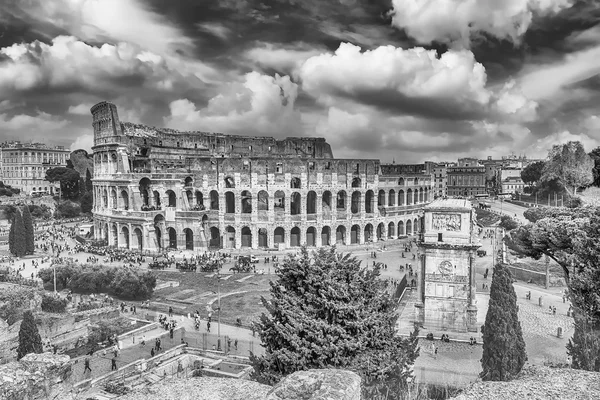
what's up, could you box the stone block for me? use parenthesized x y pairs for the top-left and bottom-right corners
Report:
(266, 369), (361, 400)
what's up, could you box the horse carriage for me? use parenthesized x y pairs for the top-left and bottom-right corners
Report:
(176, 261), (197, 272)
(148, 259), (170, 270)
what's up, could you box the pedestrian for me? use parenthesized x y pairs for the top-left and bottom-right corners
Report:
(227, 337), (231, 352)
(169, 306), (173, 317)
(234, 339), (238, 350)
(434, 346), (438, 359)
(111, 357), (117, 371)
(553, 307), (557, 316)
(84, 357), (92, 374)
(170, 328), (174, 339)
(151, 348), (155, 357)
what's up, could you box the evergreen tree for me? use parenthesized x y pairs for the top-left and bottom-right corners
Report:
(250, 247), (419, 399)
(17, 310), (43, 360)
(11, 209), (27, 258)
(480, 263), (527, 381)
(8, 215), (15, 255)
(21, 205), (34, 255)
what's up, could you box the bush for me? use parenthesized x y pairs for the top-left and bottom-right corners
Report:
(55, 201), (81, 219)
(17, 310), (43, 360)
(29, 204), (52, 220)
(88, 318), (134, 345)
(103, 382), (130, 395)
(41, 294), (68, 313)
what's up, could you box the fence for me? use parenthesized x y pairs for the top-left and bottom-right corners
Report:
(506, 265), (546, 286)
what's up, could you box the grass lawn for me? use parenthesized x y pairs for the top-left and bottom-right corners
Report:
(475, 208), (500, 226)
(509, 255), (564, 275)
(218, 290), (269, 327)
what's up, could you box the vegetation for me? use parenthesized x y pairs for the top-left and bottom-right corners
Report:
(480, 263), (527, 380)
(0, 181), (20, 196)
(17, 310), (43, 360)
(40, 294), (68, 313)
(506, 206), (600, 371)
(54, 200), (81, 219)
(498, 215), (519, 231)
(0, 287), (36, 325)
(37, 263), (157, 300)
(249, 247), (419, 399)
(520, 161), (545, 187)
(589, 146), (600, 187)
(541, 141), (594, 196)
(88, 318), (137, 345)
(22, 205), (34, 255)
(9, 209), (27, 257)
(475, 208), (500, 227)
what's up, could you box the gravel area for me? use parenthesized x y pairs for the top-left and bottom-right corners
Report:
(451, 366), (600, 400)
(117, 377), (272, 400)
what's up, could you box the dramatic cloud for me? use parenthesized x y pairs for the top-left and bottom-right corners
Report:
(244, 43), (326, 76)
(164, 72), (303, 137)
(0, 110), (68, 130)
(68, 103), (94, 115)
(390, 0), (574, 47)
(529, 129), (600, 158)
(70, 134), (94, 152)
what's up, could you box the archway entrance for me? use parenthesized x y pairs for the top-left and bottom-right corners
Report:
(241, 227), (252, 248)
(209, 227), (221, 248)
(290, 227), (300, 247)
(168, 227), (177, 249)
(306, 227), (316, 246)
(321, 226), (331, 246)
(185, 228), (194, 250)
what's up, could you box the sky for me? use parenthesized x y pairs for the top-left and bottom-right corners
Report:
(0, 0), (600, 163)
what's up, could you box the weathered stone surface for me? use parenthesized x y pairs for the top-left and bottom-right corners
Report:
(0, 352), (75, 400)
(450, 366), (600, 400)
(266, 369), (361, 400)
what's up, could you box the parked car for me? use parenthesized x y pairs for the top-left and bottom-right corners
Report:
(477, 250), (487, 257)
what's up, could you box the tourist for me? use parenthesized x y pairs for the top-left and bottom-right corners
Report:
(234, 339), (238, 350)
(169, 306), (173, 317)
(83, 357), (92, 374)
(151, 348), (155, 357)
(111, 357), (118, 371)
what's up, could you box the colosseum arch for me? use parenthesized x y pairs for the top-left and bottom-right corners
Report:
(406, 219), (412, 235)
(120, 190), (129, 210)
(184, 228), (194, 250)
(225, 226), (236, 248)
(322, 191), (332, 213)
(406, 189), (413, 205)
(258, 190), (269, 211)
(351, 191), (361, 214)
(241, 191), (252, 213)
(290, 226), (301, 246)
(184, 176), (193, 187)
(153, 190), (161, 207)
(336, 191), (347, 210)
(335, 225), (346, 244)
(210, 190), (219, 210)
(350, 225), (360, 244)
(351, 177), (361, 188)
(376, 223), (385, 240)
(168, 227), (177, 249)
(388, 189), (396, 206)
(365, 190), (375, 213)
(306, 227), (316, 246)
(397, 221), (404, 236)
(378, 190), (386, 206)
(225, 176), (235, 188)
(154, 214), (165, 248)
(166, 190), (176, 207)
(225, 191), (235, 213)
(306, 191), (317, 215)
(388, 222), (395, 238)
(133, 227), (143, 251)
(274, 190), (285, 211)
(419, 188), (424, 203)
(185, 190), (193, 206)
(258, 228), (268, 247)
(398, 190), (404, 206)
(103, 189), (108, 207)
(398, 177), (405, 185)
(111, 224), (118, 247)
(290, 177), (301, 189)
(209, 227), (220, 248)
(241, 227), (252, 247)
(110, 189), (117, 208)
(322, 226), (331, 245)
(274, 227), (285, 245)
(195, 191), (204, 207)
(364, 224), (373, 242)
(139, 178), (151, 206)
(413, 189), (419, 204)
(120, 226), (130, 249)
(291, 192), (301, 215)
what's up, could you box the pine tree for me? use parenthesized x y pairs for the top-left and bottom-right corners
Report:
(11, 209), (27, 258)
(8, 215), (15, 255)
(480, 263), (527, 381)
(250, 247), (419, 399)
(21, 205), (34, 255)
(17, 310), (43, 360)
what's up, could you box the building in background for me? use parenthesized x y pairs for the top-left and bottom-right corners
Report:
(446, 164), (486, 197)
(432, 163), (451, 199)
(501, 176), (525, 195)
(0, 142), (69, 195)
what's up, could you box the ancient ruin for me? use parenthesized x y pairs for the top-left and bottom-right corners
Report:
(91, 101), (432, 251)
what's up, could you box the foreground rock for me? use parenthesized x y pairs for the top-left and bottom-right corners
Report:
(266, 369), (361, 400)
(451, 365), (600, 400)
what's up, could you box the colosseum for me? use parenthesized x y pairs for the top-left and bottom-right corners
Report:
(91, 101), (432, 252)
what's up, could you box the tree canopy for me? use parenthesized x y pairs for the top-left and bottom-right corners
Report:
(45, 167), (80, 199)
(21, 205), (34, 255)
(521, 161), (545, 187)
(250, 247), (419, 398)
(17, 310), (43, 360)
(499, 215), (519, 231)
(589, 147), (600, 187)
(9, 210), (26, 257)
(541, 141), (594, 196)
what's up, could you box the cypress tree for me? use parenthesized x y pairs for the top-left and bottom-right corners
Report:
(8, 215), (15, 255)
(12, 209), (27, 258)
(17, 310), (43, 360)
(21, 205), (34, 255)
(480, 263), (527, 381)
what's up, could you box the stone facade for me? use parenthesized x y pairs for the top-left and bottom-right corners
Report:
(416, 199), (480, 333)
(90, 101), (433, 251)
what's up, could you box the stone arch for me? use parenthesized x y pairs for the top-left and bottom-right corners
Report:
(195, 191), (204, 207)
(184, 228), (194, 250)
(110, 189), (117, 208)
(413, 189), (419, 204)
(225, 191), (235, 213)
(376, 222), (385, 240)
(322, 226), (331, 246)
(378, 189), (386, 206)
(103, 189), (108, 207)
(419, 188), (424, 203)
(209, 227), (221, 248)
(291, 192), (301, 215)
(241, 226), (252, 247)
(111, 224), (118, 247)
(388, 189), (396, 206)
(398, 190), (404, 206)
(274, 227), (285, 245)
(225, 176), (235, 188)
(104, 223), (109, 244)
(306, 226), (316, 246)
(290, 177), (301, 189)
(241, 190), (252, 213)
(133, 227), (143, 251)
(398, 221), (404, 236)
(407, 189), (413, 205)
(388, 222), (395, 238)
(335, 225), (345, 245)
(258, 228), (268, 248)
(258, 190), (269, 211)
(351, 177), (361, 188)
(139, 178), (151, 206)
(414, 217), (419, 233)
(120, 226), (130, 249)
(210, 190), (219, 210)
(414, 177), (419, 185)
(153, 190), (161, 207)
(364, 223), (373, 242)
(406, 219), (412, 235)
(336, 190), (347, 210)
(168, 227), (177, 249)
(398, 177), (405, 185)
(275, 190), (285, 211)
(184, 176), (193, 187)
(322, 191), (332, 213)
(306, 191), (317, 214)
(186, 190), (193, 206)
(350, 224), (360, 244)
(351, 191), (361, 214)
(365, 190), (375, 213)
(225, 226), (236, 248)
(166, 190), (176, 207)
(290, 226), (301, 247)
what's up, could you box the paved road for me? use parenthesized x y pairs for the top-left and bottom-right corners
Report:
(487, 199), (530, 223)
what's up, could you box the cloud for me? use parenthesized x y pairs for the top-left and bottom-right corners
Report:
(528, 130), (600, 158)
(299, 43), (490, 119)
(492, 80), (538, 122)
(68, 103), (94, 115)
(389, 0), (574, 47)
(70, 134), (94, 152)
(197, 22), (232, 41)
(0, 110), (68, 130)
(244, 42), (326, 76)
(164, 72), (303, 137)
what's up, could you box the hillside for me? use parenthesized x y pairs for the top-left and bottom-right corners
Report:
(69, 149), (93, 177)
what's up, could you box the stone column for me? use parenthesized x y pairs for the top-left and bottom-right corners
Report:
(234, 228), (241, 250)
(316, 192), (323, 224)
(252, 192), (258, 223)
(467, 251), (478, 332)
(359, 224), (365, 245)
(414, 252), (426, 327)
(316, 226), (322, 247)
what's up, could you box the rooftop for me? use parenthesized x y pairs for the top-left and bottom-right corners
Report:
(424, 198), (473, 211)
